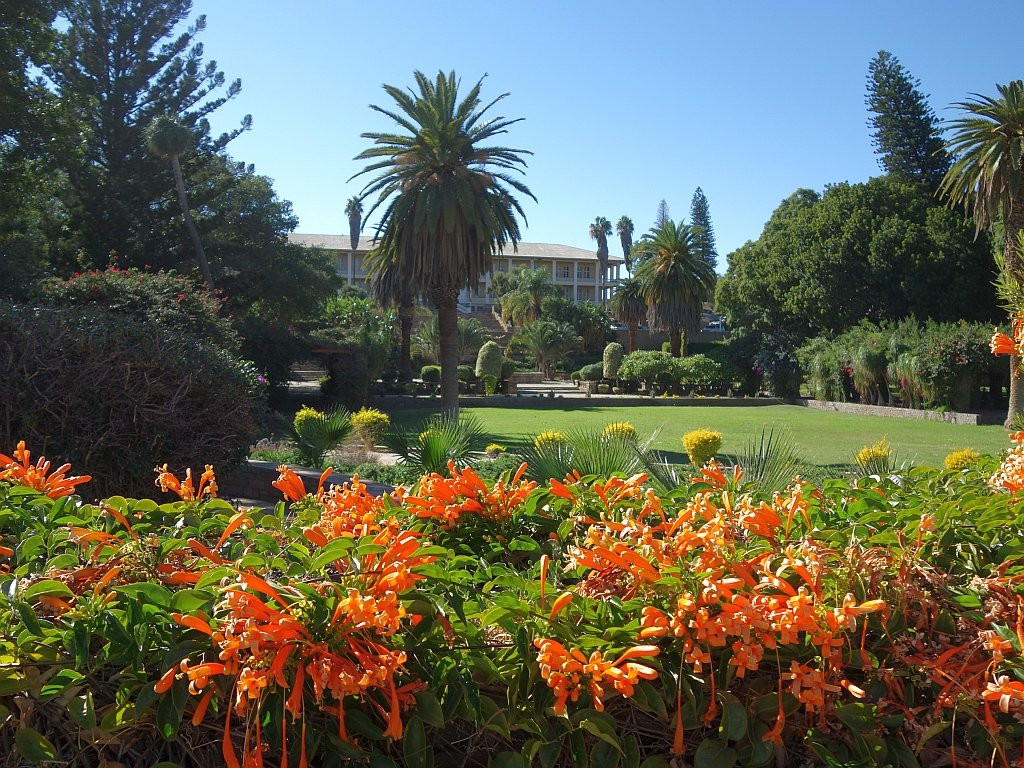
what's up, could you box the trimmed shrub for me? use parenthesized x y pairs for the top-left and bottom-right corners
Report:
(533, 430), (568, 452)
(420, 365), (441, 383)
(944, 448), (982, 471)
(682, 428), (722, 466)
(482, 374), (498, 395)
(603, 342), (624, 380)
(475, 340), (504, 379)
(856, 438), (893, 475)
(351, 408), (391, 451)
(597, 384), (610, 394)
(0, 303), (259, 498)
(619, 350), (680, 386)
(677, 354), (724, 386)
(570, 370), (582, 383)
(485, 443), (506, 456)
(580, 362), (604, 381)
(457, 364), (476, 383)
(602, 422), (638, 442)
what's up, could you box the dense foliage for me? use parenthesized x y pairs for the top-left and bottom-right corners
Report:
(796, 319), (1003, 410)
(0, 304), (259, 498)
(5, 433), (1024, 766)
(716, 178), (998, 343)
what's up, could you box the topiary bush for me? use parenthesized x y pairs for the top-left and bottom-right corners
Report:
(579, 362), (604, 381)
(944, 448), (981, 471)
(618, 350), (680, 387)
(290, 405), (352, 467)
(533, 430), (569, 452)
(0, 303), (259, 498)
(457, 364), (476, 384)
(601, 422), (637, 443)
(475, 340), (504, 380)
(482, 374), (498, 395)
(682, 428), (722, 466)
(351, 407), (391, 451)
(602, 342), (624, 380)
(420, 365), (441, 383)
(677, 354), (724, 386)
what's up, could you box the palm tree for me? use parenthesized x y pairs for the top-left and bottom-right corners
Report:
(412, 316), (491, 365)
(496, 267), (558, 325)
(633, 220), (715, 357)
(366, 243), (415, 381)
(344, 196), (363, 251)
(617, 216), (634, 271)
(146, 115), (214, 290)
(940, 80), (1024, 425)
(353, 70), (534, 415)
(589, 215), (612, 276)
(611, 276), (646, 353)
(513, 319), (580, 377)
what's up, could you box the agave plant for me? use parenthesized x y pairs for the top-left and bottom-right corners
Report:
(382, 414), (488, 474)
(290, 406), (353, 468)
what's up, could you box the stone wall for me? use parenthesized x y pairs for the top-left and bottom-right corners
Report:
(219, 460), (392, 504)
(796, 399), (983, 425)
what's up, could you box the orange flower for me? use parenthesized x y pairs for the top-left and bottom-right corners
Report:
(0, 441), (91, 499)
(154, 464), (217, 501)
(534, 638), (658, 714)
(273, 466), (307, 501)
(984, 675), (1024, 713)
(404, 462), (536, 528)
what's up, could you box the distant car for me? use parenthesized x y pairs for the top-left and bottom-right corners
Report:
(705, 321), (725, 331)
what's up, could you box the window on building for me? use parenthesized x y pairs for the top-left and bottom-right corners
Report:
(578, 265), (591, 279)
(560, 265), (571, 279)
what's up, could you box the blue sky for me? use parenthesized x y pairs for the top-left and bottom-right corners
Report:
(199, 1), (1023, 269)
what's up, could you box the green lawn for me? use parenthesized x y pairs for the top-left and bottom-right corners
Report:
(391, 403), (1010, 468)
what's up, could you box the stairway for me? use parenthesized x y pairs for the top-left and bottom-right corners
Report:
(466, 310), (513, 345)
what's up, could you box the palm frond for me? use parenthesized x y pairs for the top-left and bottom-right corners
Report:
(382, 414), (488, 474)
(290, 407), (352, 468)
(729, 426), (801, 494)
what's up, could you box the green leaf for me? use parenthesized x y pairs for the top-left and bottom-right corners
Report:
(718, 692), (747, 741)
(22, 579), (74, 601)
(835, 702), (875, 733)
(638, 760), (670, 768)
(694, 739), (736, 768)
(402, 716), (430, 768)
(0, 670), (28, 696)
(309, 536), (356, 571)
(116, 582), (173, 607)
(414, 690), (445, 729)
(15, 727), (58, 763)
(39, 669), (85, 702)
(491, 752), (528, 768)
(590, 741), (621, 768)
(156, 682), (186, 741)
(68, 691), (96, 730)
(170, 589), (213, 613)
(915, 721), (951, 752)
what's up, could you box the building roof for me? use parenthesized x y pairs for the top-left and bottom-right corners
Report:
(287, 233), (624, 264)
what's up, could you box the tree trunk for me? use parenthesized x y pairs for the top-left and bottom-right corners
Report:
(669, 328), (681, 357)
(1005, 201), (1024, 428)
(170, 155), (214, 291)
(628, 323), (637, 354)
(398, 300), (414, 382)
(436, 301), (460, 417)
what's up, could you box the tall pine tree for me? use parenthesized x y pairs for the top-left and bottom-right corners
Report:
(865, 50), (949, 190)
(655, 199), (671, 228)
(47, 0), (251, 270)
(689, 186), (718, 272)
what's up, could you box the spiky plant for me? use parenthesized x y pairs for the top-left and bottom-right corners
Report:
(382, 413), (487, 474)
(290, 406), (353, 468)
(730, 426), (801, 494)
(516, 428), (647, 483)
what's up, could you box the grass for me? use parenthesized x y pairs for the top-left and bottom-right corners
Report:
(390, 404), (1011, 468)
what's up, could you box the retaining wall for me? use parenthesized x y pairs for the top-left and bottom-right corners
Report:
(219, 460), (393, 503)
(795, 398), (989, 425)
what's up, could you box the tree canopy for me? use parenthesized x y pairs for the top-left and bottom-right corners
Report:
(716, 177), (998, 342)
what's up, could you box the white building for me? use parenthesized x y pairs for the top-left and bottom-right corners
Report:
(287, 234), (625, 310)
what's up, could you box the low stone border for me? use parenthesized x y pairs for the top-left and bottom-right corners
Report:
(794, 398), (996, 425)
(378, 394), (785, 408)
(219, 460), (393, 504)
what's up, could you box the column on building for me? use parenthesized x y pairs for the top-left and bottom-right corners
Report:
(572, 259), (579, 301)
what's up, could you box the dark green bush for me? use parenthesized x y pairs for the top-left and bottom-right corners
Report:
(475, 340), (503, 379)
(677, 354), (724, 386)
(457, 364), (476, 383)
(0, 303), (259, 498)
(580, 362), (604, 381)
(421, 365), (441, 383)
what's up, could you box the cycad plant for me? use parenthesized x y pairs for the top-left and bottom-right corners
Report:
(290, 406), (353, 468)
(382, 414), (487, 474)
(730, 426), (801, 494)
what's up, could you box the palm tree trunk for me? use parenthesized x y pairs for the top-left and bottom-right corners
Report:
(436, 301), (460, 416)
(628, 323), (637, 354)
(170, 155), (214, 291)
(1005, 202), (1024, 427)
(669, 328), (682, 357)
(398, 301), (414, 382)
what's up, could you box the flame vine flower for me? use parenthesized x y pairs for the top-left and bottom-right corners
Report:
(0, 440), (91, 499)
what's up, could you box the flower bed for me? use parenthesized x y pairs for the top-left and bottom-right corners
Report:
(3, 437), (1024, 767)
